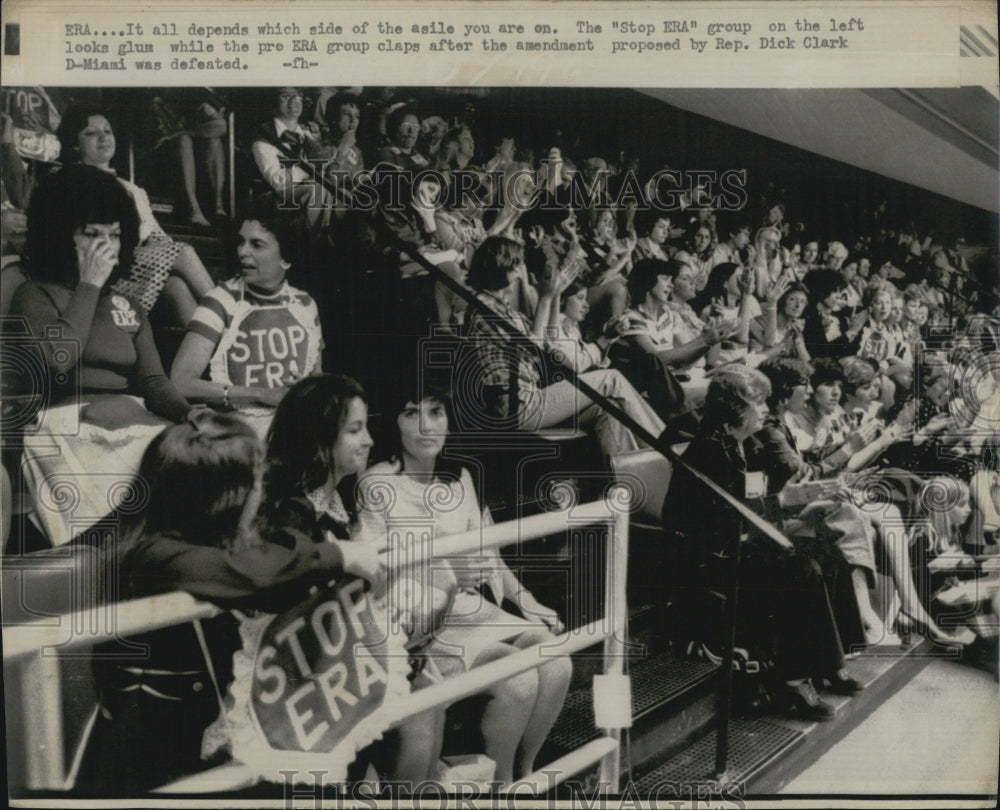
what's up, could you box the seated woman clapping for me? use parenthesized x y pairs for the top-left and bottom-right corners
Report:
(170, 200), (323, 437)
(465, 236), (666, 460)
(661, 365), (863, 720)
(358, 376), (571, 786)
(620, 258), (731, 413)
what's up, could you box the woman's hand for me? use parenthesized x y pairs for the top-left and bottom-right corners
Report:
(255, 386), (289, 408)
(779, 478), (841, 507)
(846, 419), (881, 451)
(765, 274), (791, 305)
(76, 234), (118, 288)
(452, 557), (492, 590)
(602, 313), (629, 340)
(338, 541), (387, 599)
(518, 592), (565, 633)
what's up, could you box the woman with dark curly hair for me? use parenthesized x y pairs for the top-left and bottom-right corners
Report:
(12, 164), (197, 544)
(170, 198), (324, 437)
(57, 104), (215, 322)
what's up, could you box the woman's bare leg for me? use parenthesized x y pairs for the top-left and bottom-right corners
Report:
(172, 243), (215, 301)
(511, 629), (571, 779)
(178, 134), (210, 226)
(390, 709), (445, 788)
(158, 275), (198, 326)
(473, 643), (537, 788)
(851, 566), (884, 640)
(872, 505), (943, 632)
(204, 136), (227, 216)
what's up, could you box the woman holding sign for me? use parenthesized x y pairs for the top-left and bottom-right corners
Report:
(358, 373), (572, 788)
(171, 200), (323, 438)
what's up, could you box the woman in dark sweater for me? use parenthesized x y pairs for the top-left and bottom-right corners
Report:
(13, 163), (192, 425)
(661, 365), (863, 720)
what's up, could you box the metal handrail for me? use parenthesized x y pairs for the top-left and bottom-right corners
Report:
(3, 498), (630, 795)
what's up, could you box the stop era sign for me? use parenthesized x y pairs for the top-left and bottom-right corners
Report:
(210, 579), (411, 784)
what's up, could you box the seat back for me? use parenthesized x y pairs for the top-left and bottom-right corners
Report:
(3, 544), (106, 791)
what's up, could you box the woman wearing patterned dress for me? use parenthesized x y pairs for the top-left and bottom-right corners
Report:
(57, 105), (215, 323)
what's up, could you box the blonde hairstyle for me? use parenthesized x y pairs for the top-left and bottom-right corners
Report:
(916, 476), (970, 556)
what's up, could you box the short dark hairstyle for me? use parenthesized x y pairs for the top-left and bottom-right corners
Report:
(693, 262), (742, 313)
(56, 103), (115, 165)
(385, 103), (419, 137)
(810, 356), (847, 389)
(370, 365), (466, 484)
(759, 358), (813, 409)
(633, 207), (671, 238)
(560, 279), (588, 306)
(235, 195), (312, 274)
(627, 258), (670, 303)
(468, 236), (523, 292)
(326, 91), (360, 117)
(26, 163), (140, 289)
(263, 373), (368, 507)
(805, 269), (848, 305)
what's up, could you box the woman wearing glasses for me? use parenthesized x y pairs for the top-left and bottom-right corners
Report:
(250, 87), (322, 203)
(376, 104), (429, 171)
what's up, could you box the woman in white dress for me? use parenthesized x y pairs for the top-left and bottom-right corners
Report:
(358, 380), (572, 787)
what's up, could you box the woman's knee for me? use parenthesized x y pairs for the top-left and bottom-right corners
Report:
(541, 655), (573, 689)
(496, 668), (539, 705)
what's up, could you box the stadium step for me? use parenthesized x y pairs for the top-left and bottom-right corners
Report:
(620, 637), (938, 797)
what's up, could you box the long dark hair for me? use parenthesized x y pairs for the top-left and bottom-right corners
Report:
(112, 413), (262, 590)
(373, 369), (466, 484)
(26, 163), (140, 289)
(263, 373), (368, 515)
(692, 262), (741, 313)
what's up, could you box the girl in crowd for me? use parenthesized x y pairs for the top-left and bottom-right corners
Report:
(75, 413), (260, 795)
(903, 477), (979, 646)
(466, 236), (667, 459)
(552, 280), (628, 374)
(258, 374), (438, 785)
(250, 87), (321, 201)
(170, 200), (324, 437)
(838, 356), (896, 438)
(853, 285), (913, 376)
(673, 220), (718, 293)
(14, 165), (198, 544)
(661, 365), (863, 721)
(750, 280), (811, 362)
(802, 269), (870, 359)
(692, 262), (759, 366)
(57, 105), (215, 323)
(578, 207), (634, 333)
(631, 208), (674, 264)
(150, 90), (228, 227)
(359, 377), (572, 786)
(712, 220), (751, 270)
(750, 225), (785, 299)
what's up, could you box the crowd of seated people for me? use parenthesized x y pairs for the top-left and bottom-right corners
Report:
(1, 86), (998, 794)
